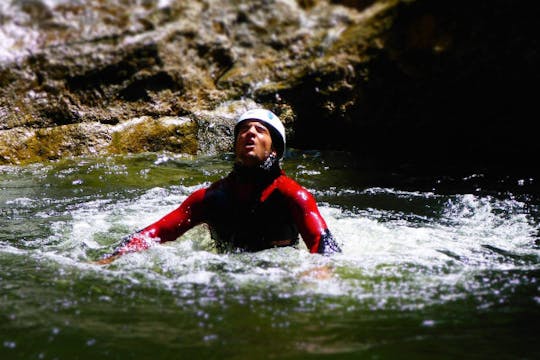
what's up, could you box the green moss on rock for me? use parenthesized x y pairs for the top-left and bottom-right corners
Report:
(108, 116), (198, 155)
(0, 123), (111, 165)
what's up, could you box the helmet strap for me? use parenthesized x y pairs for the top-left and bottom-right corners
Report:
(260, 152), (278, 171)
(233, 152), (281, 183)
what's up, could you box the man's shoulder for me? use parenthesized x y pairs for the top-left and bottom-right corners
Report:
(275, 173), (301, 189)
(274, 174), (312, 200)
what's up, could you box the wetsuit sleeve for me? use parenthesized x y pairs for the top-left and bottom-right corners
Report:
(108, 188), (207, 257)
(287, 186), (341, 255)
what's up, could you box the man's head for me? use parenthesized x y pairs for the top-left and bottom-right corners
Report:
(234, 109), (286, 167)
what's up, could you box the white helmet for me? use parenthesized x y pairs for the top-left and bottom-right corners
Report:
(235, 108), (286, 158)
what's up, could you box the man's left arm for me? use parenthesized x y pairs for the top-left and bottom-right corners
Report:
(287, 186), (341, 255)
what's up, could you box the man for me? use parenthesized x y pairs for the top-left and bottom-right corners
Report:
(97, 108), (340, 264)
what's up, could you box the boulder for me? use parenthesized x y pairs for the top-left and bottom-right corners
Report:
(0, 0), (537, 175)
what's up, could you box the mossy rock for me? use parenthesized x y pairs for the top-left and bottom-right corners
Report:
(0, 123), (111, 164)
(108, 116), (198, 155)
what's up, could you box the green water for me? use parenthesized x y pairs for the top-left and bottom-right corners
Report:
(1, 152), (539, 359)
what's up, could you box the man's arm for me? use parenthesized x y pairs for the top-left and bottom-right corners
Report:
(96, 188), (207, 263)
(278, 177), (341, 255)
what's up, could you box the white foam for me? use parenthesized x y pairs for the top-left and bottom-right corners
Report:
(4, 180), (537, 311)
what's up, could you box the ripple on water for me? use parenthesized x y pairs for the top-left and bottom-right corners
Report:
(1, 158), (539, 313)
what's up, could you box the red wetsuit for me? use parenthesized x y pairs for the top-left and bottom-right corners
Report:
(111, 165), (341, 256)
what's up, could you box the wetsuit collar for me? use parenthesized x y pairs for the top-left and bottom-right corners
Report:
(232, 153), (281, 184)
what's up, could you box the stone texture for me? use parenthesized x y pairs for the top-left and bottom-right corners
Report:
(0, 0), (538, 174)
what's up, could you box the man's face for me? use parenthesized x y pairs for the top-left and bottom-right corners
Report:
(235, 120), (275, 167)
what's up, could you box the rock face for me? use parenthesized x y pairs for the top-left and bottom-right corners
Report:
(0, 0), (538, 174)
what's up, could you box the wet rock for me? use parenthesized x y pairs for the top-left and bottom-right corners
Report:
(0, 0), (538, 175)
(109, 116), (197, 155)
(330, 0), (378, 11)
(0, 115), (199, 164)
(0, 122), (111, 164)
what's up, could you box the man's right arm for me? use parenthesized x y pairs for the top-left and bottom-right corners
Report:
(96, 188), (208, 264)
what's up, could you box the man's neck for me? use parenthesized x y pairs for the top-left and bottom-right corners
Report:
(232, 153), (281, 184)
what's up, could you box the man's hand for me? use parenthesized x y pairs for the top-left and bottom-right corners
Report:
(299, 265), (333, 280)
(92, 254), (119, 265)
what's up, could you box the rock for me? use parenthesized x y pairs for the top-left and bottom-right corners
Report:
(0, 122), (111, 164)
(0, 0), (538, 175)
(109, 116), (197, 155)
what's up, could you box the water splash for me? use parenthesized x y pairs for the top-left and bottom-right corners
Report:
(1, 155), (539, 315)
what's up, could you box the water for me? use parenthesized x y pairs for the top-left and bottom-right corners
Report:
(1, 151), (539, 359)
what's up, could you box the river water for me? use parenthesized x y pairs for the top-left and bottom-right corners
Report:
(1, 151), (539, 359)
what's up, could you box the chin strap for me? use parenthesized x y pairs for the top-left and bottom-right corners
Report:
(259, 152), (278, 171)
(233, 153), (281, 182)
